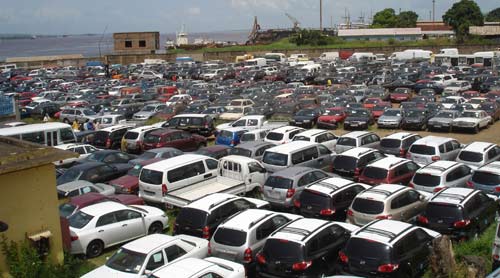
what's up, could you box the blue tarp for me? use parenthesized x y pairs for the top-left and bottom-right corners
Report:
(86, 61), (104, 67)
(0, 96), (14, 116)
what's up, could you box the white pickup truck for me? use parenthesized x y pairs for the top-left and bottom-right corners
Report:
(162, 156), (268, 207)
(216, 115), (287, 132)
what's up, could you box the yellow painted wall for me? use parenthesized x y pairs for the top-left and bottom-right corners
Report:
(0, 163), (63, 275)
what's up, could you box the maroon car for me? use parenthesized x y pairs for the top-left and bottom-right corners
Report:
(59, 192), (144, 218)
(142, 128), (207, 151)
(109, 158), (163, 194)
(371, 102), (391, 119)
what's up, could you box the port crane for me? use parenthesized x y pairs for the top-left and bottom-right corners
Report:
(285, 13), (300, 30)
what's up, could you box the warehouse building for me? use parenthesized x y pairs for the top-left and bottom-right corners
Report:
(113, 32), (160, 54)
(338, 28), (422, 41)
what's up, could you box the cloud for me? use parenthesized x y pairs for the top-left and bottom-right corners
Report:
(230, 0), (296, 10)
(33, 6), (82, 21)
(187, 6), (201, 16)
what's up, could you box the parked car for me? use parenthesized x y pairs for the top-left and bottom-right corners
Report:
(401, 108), (430, 130)
(194, 145), (231, 160)
(317, 107), (347, 129)
(339, 219), (441, 277)
(59, 192), (144, 218)
(290, 108), (324, 128)
(377, 108), (403, 129)
(456, 142), (500, 170)
(82, 150), (136, 165)
(262, 166), (331, 210)
(332, 147), (386, 181)
(239, 128), (270, 143)
(344, 108), (373, 130)
(451, 110), (492, 133)
(143, 129), (207, 152)
(57, 180), (115, 199)
(81, 234), (208, 278)
(296, 177), (371, 221)
(467, 161), (500, 195)
(53, 143), (99, 167)
(109, 158), (164, 194)
(210, 209), (302, 275)
(121, 125), (162, 154)
(256, 218), (358, 278)
(347, 184), (430, 226)
(264, 126), (305, 145)
(215, 127), (248, 147)
(149, 257), (245, 278)
(57, 162), (132, 185)
(406, 136), (462, 166)
(60, 107), (98, 124)
(293, 129), (338, 151)
(480, 102), (500, 122)
(416, 187), (497, 241)
(133, 103), (167, 121)
(358, 157), (420, 186)
(129, 147), (183, 165)
(229, 141), (275, 161)
(92, 125), (132, 150)
(335, 131), (380, 154)
(68, 202), (169, 257)
(161, 114), (215, 137)
(427, 110), (460, 132)
(410, 161), (473, 193)
(379, 132), (422, 158)
(174, 193), (269, 239)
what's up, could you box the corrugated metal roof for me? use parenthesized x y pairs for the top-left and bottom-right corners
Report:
(338, 28), (422, 37)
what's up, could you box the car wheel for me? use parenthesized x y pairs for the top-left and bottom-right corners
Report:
(86, 240), (104, 258)
(148, 222), (164, 234)
(63, 118), (70, 124)
(421, 124), (427, 131)
(474, 125), (479, 134)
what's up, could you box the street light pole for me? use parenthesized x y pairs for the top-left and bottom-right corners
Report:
(320, 0), (323, 31)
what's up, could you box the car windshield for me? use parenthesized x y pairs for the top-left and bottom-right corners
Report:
(102, 117), (113, 124)
(410, 144), (435, 155)
(373, 105), (387, 111)
(229, 148), (252, 157)
(301, 190), (331, 208)
(139, 169), (163, 185)
(142, 106), (156, 112)
(383, 110), (401, 117)
(59, 203), (77, 218)
(213, 228), (247, 247)
(406, 110), (425, 117)
(324, 110), (343, 116)
(139, 151), (157, 160)
(127, 164), (143, 177)
(262, 152), (288, 166)
(265, 176), (293, 189)
(348, 110), (368, 116)
(240, 133), (255, 142)
(57, 168), (83, 184)
(105, 248), (147, 274)
(68, 210), (93, 229)
(442, 98), (458, 103)
(435, 112), (454, 118)
(296, 109), (315, 116)
(263, 239), (304, 261)
(460, 111), (479, 118)
(219, 130), (233, 138)
(227, 107), (243, 113)
(266, 132), (284, 141)
(362, 167), (388, 180)
(413, 173), (441, 186)
(352, 198), (384, 214)
(124, 131), (139, 140)
(472, 171), (500, 186)
(293, 135), (310, 142)
(458, 151), (483, 163)
(380, 139), (401, 148)
(83, 109), (96, 116)
(86, 152), (107, 162)
(333, 156), (357, 171)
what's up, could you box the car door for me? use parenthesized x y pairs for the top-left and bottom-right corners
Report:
(316, 145), (332, 170)
(114, 209), (147, 241)
(144, 250), (166, 274)
(94, 212), (123, 247)
(247, 161), (267, 187)
(334, 185), (366, 220)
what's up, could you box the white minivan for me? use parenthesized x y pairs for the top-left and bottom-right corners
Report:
(138, 154), (219, 204)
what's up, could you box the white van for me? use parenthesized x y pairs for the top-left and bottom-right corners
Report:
(244, 58), (266, 67)
(301, 64), (321, 74)
(439, 48), (459, 56)
(319, 52), (339, 61)
(0, 64), (17, 72)
(349, 52), (376, 62)
(138, 154), (220, 204)
(264, 53), (286, 63)
(289, 53), (309, 62)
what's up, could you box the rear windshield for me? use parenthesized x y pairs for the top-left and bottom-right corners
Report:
(458, 151), (483, 163)
(263, 152), (288, 166)
(94, 131), (109, 142)
(139, 169), (163, 185)
(472, 171), (500, 186)
(144, 134), (161, 144)
(229, 148), (252, 158)
(413, 173), (441, 187)
(409, 144), (436, 155)
(176, 208), (208, 228)
(337, 137), (356, 147)
(266, 132), (284, 141)
(219, 130), (233, 138)
(68, 211), (93, 229)
(265, 176), (293, 189)
(213, 228), (247, 247)
(362, 167), (388, 180)
(240, 133), (255, 142)
(333, 156), (357, 171)
(300, 190), (331, 208)
(124, 132), (139, 140)
(352, 198), (384, 214)
(380, 139), (401, 148)
(345, 238), (391, 263)
(426, 203), (463, 220)
(59, 203), (77, 218)
(263, 239), (304, 261)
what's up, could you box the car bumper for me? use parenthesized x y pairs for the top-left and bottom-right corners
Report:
(316, 122), (338, 129)
(377, 122), (399, 128)
(344, 122), (368, 130)
(401, 122), (424, 129)
(428, 124), (450, 131)
(289, 121), (313, 128)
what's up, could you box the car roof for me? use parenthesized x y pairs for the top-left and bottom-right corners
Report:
(270, 218), (330, 243)
(305, 177), (357, 196)
(417, 161), (460, 175)
(144, 154), (211, 172)
(430, 187), (477, 205)
(476, 161), (500, 174)
(269, 125), (303, 133)
(69, 192), (107, 206)
(129, 125), (160, 133)
(68, 161), (105, 170)
(218, 209), (275, 231)
(236, 141), (274, 149)
(150, 128), (181, 136)
(352, 219), (414, 245)
(220, 127), (248, 132)
(341, 131), (371, 138)
(413, 135), (455, 146)
(197, 145), (230, 152)
(173, 114), (207, 118)
(357, 184), (408, 201)
(79, 201), (128, 217)
(383, 132), (415, 140)
(295, 129), (329, 137)
(270, 166), (317, 178)
(340, 147), (374, 158)
(151, 258), (214, 277)
(186, 193), (238, 211)
(367, 157), (409, 169)
(57, 180), (94, 191)
(123, 234), (177, 254)
(145, 147), (180, 153)
(100, 124), (130, 132)
(55, 143), (92, 150)
(462, 142), (495, 152)
(265, 141), (317, 153)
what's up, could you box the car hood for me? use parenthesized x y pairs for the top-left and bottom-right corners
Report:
(81, 265), (139, 278)
(345, 116), (369, 121)
(404, 116), (425, 122)
(109, 175), (138, 189)
(452, 117), (480, 123)
(130, 204), (164, 216)
(216, 123), (232, 130)
(429, 117), (453, 123)
(293, 115), (316, 121)
(378, 116), (401, 121)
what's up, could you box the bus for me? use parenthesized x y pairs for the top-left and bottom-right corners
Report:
(0, 122), (77, 146)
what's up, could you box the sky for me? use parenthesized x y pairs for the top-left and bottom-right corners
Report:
(0, 0), (497, 35)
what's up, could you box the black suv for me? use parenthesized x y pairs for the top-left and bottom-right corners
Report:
(339, 219), (441, 277)
(256, 218), (357, 278)
(162, 114), (215, 137)
(344, 108), (374, 130)
(332, 148), (386, 180)
(379, 132), (422, 157)
(173, 193), (269, 239)
(92, 125), (131, 149)
(296, 177), (370, 221)
(416, 187), (497, 241)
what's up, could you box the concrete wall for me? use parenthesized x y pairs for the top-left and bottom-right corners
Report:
(0, 163), (64, 276)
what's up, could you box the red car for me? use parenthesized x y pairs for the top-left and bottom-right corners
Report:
(142, 128), (207, 152)
(357, 157), (420, 186)
(108, 158), (163, 194)
(59, 192), (144, 218)
(390, 92), (410, 103)
(317, 107), (346, 129)
(363, 97), (382, 110)
(371, 102), (391, 119)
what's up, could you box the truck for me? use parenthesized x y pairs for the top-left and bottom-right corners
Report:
(216, 115), (287, 132)
(162, 156), (268, 207)
(319, 52), (339, 61)
(390, 49), (433, 62)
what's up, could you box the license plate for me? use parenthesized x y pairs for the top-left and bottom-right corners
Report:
(269, 190), (281, 199)
(351, 123), (358, 127)
(434, 125), (441, 128)
(144, 190), (156, 195)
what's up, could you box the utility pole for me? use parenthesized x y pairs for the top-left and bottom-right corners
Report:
(319, 0), (323, 31)
(432, 0), (436, 22)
